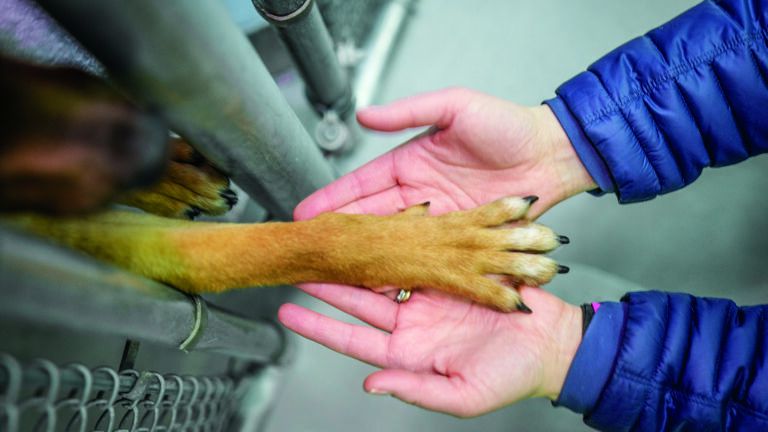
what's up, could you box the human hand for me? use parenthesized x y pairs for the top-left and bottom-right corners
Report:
(279, 284), (582, 417)
(295, 87), (596, 221)
(286, 87), (585, 416)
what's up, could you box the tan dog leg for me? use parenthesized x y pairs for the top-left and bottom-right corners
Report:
(6, 196), (566, 312)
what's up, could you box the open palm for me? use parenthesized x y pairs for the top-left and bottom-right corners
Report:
(295, 88), (595, 221)
(279, 283), (581, 417)
(286, 88), (586, 416)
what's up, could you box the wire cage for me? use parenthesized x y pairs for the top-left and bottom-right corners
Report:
(0, 225), (287, 432)
(0, 1), (414, 431)
(0, 352), (241, 432)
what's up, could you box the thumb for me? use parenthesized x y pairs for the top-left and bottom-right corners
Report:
(364, 369), (476, 417)
(357, 87), (471, 132)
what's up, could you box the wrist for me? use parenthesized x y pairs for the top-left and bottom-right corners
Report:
(530, 105), (597, 201)
(540, 302), (582, 400)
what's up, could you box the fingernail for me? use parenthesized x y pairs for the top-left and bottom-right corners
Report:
(523, 195), (539, 205)
(368, 388), (391, 396)
(557, 235), (570, 245)
(517, 302), (533, 314)
(557, 265), (570, 274)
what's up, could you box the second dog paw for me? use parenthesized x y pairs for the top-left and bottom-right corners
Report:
(117, 138), (237, 219)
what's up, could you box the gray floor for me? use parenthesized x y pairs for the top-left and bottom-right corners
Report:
(262, 0), (768, 431)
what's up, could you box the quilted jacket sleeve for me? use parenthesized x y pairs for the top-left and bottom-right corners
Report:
(545, 0), (768, 202)
(555, 292), (768, 431)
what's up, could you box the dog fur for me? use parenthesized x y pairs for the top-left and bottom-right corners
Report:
(1, 59), (566, 312)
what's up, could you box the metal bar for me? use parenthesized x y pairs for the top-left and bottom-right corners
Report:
(252, 0), (354, 119)
(0, 227), (285, 363)
(34, 0), (335, 219)
(118, 340), (141, 371)
(354, 0), (416, 109)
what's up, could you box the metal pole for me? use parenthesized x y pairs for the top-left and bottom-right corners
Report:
(354, 0), (416, 109)
(34, 0), (335, 219)
(0, 227), (286, 363)
(252, 0), (354, 119)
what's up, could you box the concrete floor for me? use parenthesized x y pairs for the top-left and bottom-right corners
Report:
(262, 0), (768, 431)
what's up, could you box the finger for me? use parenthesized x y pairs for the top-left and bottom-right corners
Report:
(357, 88), (469, 131)
(375, 286), (402, 302)
(296, 283), (398, 331)
(294, 153), (398, 220)
(278, 303), (390, 367)
(364, 370), (474, 417)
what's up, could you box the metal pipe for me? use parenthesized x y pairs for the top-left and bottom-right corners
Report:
(354, 0), (415, 109)
(252, 0), (354, 119)
(0, 227), (285, 363)
(34, 0), (335, 219)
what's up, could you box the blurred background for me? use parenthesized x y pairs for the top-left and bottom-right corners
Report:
(1, 0), (766, 431)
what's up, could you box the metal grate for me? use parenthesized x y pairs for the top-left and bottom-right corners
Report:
(0, 353), (239, 432)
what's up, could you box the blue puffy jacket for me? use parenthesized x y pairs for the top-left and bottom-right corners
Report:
(544, 0), (768, 430)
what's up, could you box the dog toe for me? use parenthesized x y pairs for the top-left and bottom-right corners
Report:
(461, 196), (535, 227)
(464, 277), (529, 312)
(220, 188), (239, 209)
(482, 252), (560, 286)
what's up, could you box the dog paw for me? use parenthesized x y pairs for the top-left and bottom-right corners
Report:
(117, 138), (238, 219)
(318, 196), (568, 312)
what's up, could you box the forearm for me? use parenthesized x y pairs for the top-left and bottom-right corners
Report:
(546, 0), (768, 202)
(5, 211), (324, 291)
(557, 292), (768, 430)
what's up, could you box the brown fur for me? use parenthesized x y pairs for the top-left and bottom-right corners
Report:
(7, 196), (561, 311)
(1, 58), (565, 312)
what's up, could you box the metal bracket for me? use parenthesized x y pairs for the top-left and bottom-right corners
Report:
(255, 0), (313, 25)
(178, 295), (208, 353)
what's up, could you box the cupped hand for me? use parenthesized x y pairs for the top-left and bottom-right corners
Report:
(295, 87), (596, 221)
(285, 87), (588, 416)
(279, 284), (582, 417)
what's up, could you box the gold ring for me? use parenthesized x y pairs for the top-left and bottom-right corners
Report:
(395, 289), (411, 304)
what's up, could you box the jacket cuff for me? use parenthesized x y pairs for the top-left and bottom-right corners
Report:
(554, 301), (627, 414)
(544, 97), (615, 195)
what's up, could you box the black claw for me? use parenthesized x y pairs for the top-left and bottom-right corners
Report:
(185, 148), (207, 166)
(557, 264), (570, 274)
(523, 195), (539, 205)
(185, 206), (202, 220)
(517, 302), (533, 314)
(220, 189), (239, 209)
(419, 201), (431, 207)
(558, 235), (570, 245)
